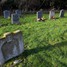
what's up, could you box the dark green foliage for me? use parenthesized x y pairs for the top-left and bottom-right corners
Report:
(1, 0), (67, 10)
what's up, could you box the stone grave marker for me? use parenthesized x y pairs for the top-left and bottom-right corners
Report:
(49, 9), (55, 19)
(37, 10), (43, 19)
(11, 14), (19, 24)
(15, 10), (21, 17)
(0, 30), (24, 65)
(59, 9), (64, 17)
(3, 10), (10, 19)
(37, 10), (45, 21)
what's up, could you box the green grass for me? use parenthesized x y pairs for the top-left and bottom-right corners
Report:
(0, 12), (67, 67)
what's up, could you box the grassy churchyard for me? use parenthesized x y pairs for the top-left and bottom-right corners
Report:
(0, 12), (67, 67)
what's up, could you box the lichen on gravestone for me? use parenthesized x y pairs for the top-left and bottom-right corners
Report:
(0, 30), (24, 65)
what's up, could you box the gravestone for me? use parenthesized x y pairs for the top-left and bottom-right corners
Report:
(11, 14), (19, 24)
(15, 10), (21, 17)
(49, 9), (55, 19)
(37, 11), (42, 19)
(0, 30), (24, 65)
(59, 9), (64, 17)
(3, 10), (10, 19)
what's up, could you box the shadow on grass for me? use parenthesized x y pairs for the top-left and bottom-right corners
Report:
(0, 24), (9, 27)
(4, 41), (67, 66)
(59, 16), (67, 18)
(23, 41), (67, 57)
(64, 16), (67, 18)
(57, 60), (67, 67)
(55, 17), (59, 19)
(20, 41), (67, 66)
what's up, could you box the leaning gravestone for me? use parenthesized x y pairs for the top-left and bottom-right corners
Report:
(11, 14), (19, 24)
(49, 9), (55, 19)
(15, 10), (21, 17)
(59, 9), (64, 17)
(3, 10), (10, 19)
(37, 11), (43, 19)
(0, 30), (24, 65)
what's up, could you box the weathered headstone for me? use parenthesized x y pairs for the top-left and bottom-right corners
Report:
(0, 30), (24, 65)
(49, 9), (55, 19)
(3, 10), (10, 19)
(15, 10), (21, 17)
(59, 9), (64, 17)
(11, 14), (19, 24)
(37, 10), (45, 21)
(37, 11), (43, 19)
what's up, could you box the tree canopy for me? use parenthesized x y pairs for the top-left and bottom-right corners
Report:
(0, 0), (67, 10)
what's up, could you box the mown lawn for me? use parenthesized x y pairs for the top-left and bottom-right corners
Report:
(0, 12), (67, 67)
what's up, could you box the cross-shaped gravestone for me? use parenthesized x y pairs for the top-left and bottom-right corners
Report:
(49, 9), (55, 19)
(37, 11), (43, 19)
(15, 10), (21, 17)
(0, 30), (24, 65)
(11, 14), (19, 24)
(3, 10), (10, 19)
(59, 9), (64, 17)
